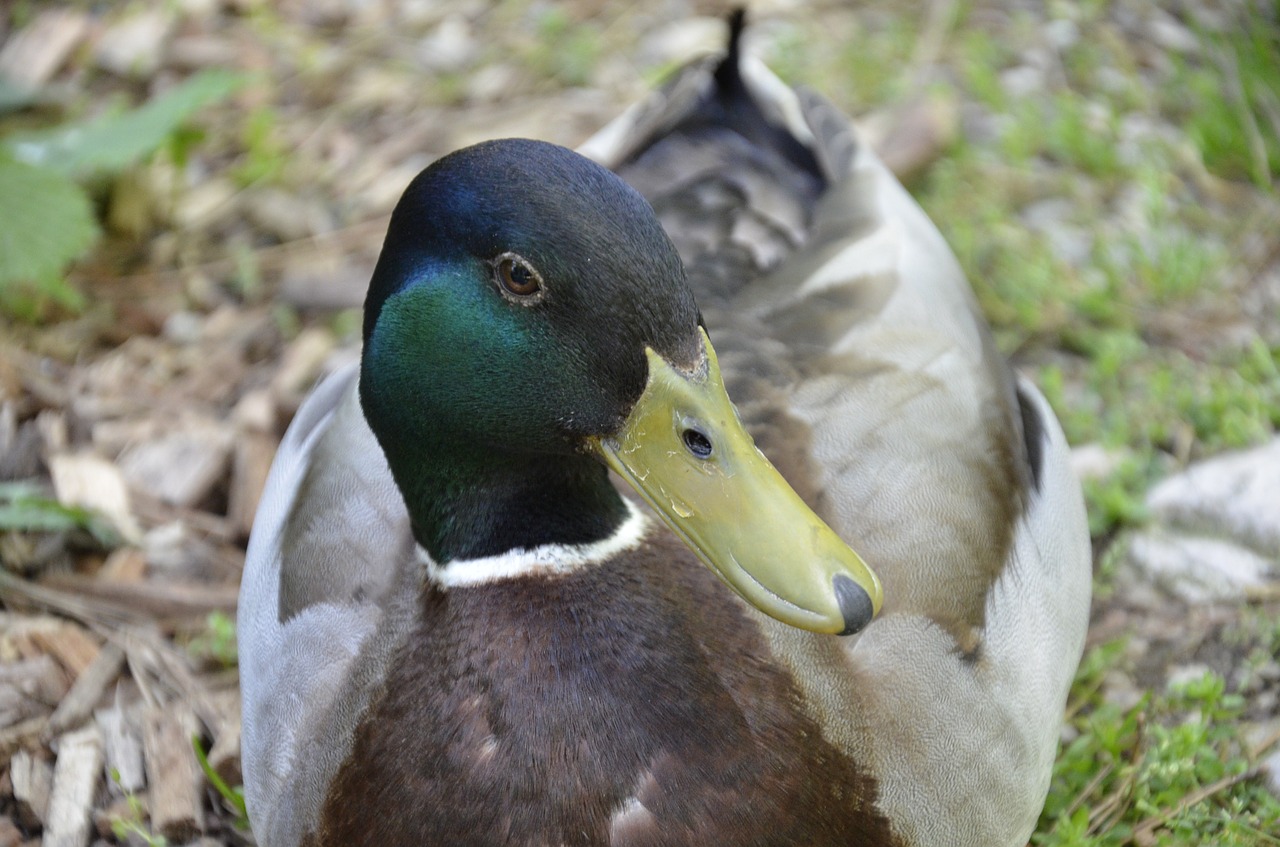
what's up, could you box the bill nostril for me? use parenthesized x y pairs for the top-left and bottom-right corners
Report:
(682, 427), (713, 459)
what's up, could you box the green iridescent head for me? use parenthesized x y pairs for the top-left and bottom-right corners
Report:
(360, 138), (880, 635)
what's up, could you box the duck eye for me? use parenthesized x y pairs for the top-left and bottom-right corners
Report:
(682, 427), (714, 459)
(495, 253), (543, 298)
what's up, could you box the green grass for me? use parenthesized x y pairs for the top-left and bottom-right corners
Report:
(232, 105), (288, 187)
(765, 12), (919, 114)
(185, 611), (239, 669)
(999, 93), (1124, 180)
(525, 8), (602, 88)
(194, 734), (250, 830)
(1167, 9), (1280, 188)
(1075, 454), (1154, 537)
(1036, 644), (1280, 846)
(109, 785), (169, 847)
(912, 4), (1278, 494)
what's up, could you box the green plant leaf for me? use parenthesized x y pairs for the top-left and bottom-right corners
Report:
(0, 156), (99, 290)
(5, 69), (245, 178)
(0, 482), (120, 547)
(193, 734), (249, 828)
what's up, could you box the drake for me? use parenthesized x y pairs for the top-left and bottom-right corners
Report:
(238, 14), (1091, 847)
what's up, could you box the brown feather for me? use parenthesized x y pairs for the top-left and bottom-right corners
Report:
(310, 532), (900, 847)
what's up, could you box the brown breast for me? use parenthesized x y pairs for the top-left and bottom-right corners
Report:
(307, 531), (900, 847)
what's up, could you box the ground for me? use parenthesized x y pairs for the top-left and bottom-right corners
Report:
(0, 1), (1278, 845)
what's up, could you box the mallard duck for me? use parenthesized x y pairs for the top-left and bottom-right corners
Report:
(238, 13), (1091, 847)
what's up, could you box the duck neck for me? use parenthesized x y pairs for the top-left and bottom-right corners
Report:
(376, 434), (629, 564)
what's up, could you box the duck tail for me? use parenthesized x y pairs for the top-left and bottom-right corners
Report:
(707, 9), (824, 185)
(579, 7), (832, 180)
(712, 8), (749, 96)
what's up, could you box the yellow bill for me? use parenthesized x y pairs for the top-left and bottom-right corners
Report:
(590, 328), (882, 635)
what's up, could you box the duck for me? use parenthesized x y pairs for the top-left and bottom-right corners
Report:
(237, 12), (1091, 847)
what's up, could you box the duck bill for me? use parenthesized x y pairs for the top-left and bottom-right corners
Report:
(590, 329), (882, 635)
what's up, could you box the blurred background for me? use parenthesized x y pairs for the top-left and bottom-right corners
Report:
(0, 1), (1277, 844)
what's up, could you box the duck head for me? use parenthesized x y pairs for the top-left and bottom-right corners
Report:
(360, 138), (880, 635)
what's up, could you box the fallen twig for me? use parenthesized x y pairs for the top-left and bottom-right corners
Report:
(1128, 767), (1261, 846)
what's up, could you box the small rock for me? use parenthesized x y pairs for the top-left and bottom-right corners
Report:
(1253, 688), (1278, 717)
(10, 749), (53, 828)
(1022, 199), (1093, 266)
(1045, 228), (1092, 267)
(1116, 113), (1182, 168)
(639, 17), (725, 66)
(91, 418), (162, 458)
(1101, 668), (1144, 712)
(1126, 531), (1274, 604)
(1246, 720), (1280, 750)
(167, 34), (241, 70)
(1070, 443), (1130, 482)
(142, 521), (188, 570)
(48, 452), (143, 544)
(95, 706), (145, 794)
(233, 388), (277, 433)
(323, 344), (362, 376)
(280, 253), (369, 310)
(38, 410), (69, 454)
(356, 159), (428, 215)
(173, 178), (239, 230)
(201, 303), (265, 345)
(999, 65), (1043, 98)
(162, 311), (205, 346)
(1244, 719), (1280, 801)
(1044, 18), (1079, 51)
(1166, 662), (1213, 689)
(416, 14), (477, 72)
(119, 424), (233, 509)
(1109, 566), (1168, 611)
(141, 520), (219, 577)
(345, 66), (418, 109)
(397, 0), (448, 28)
(467, 63), (520, 103)
(1095, 66), (1136, 99)
(959, 104), (1002, 146)
(272, 328), (338, 408)
(0, 8), (91, 89)
(175, 0), (219, 17)
(294, 0), (354, 26)
(245, 188), (335, 242)
(94, 10), (175, 78)
(228, 431), (278, 539)
(1147, 438), (1280, 558)
(1147, 8), (1199, 54)
(45, 724), (104, 847)
(99, 547), (147, 582)
(1022, 198), (1075, 231)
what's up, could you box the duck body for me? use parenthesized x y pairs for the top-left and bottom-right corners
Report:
(239, 17), (1090, 847)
